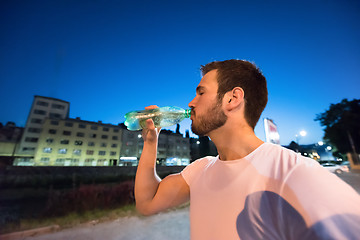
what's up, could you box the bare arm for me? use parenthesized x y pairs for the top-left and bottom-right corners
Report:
(134, 106), (190, 216)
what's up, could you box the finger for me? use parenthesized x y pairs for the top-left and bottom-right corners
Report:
(146, 118), (155, 130)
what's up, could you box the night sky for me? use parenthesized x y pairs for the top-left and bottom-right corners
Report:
(1, 0), (359, 145)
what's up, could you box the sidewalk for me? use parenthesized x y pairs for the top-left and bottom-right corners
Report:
(19, 207), (190, 240)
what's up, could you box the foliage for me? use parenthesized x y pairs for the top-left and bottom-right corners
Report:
(315, 98), (360, 154)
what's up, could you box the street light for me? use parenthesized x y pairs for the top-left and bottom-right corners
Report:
(296, 130), (307, 144)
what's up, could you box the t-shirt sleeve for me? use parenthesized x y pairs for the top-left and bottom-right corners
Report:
(181, 157), (208, 186)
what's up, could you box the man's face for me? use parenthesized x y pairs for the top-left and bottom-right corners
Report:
(188, 70), (227, 136)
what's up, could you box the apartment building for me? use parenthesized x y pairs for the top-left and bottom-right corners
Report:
(11, 95), (192, 166)
(33, 118), (123, 166)
(15, 96), (70, 165)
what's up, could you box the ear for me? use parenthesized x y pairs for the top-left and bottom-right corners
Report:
(224, 87), (244, 111)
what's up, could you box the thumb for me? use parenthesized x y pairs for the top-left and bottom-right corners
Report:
(146, 119), (155, 130)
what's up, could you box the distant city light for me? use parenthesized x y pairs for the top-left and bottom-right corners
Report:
(326, 146), (332, 151)
(318, 141), (324, 146)
(299, 130), (307, 137)
(196, 141), (200, 145)
(138, 134), (142, 138)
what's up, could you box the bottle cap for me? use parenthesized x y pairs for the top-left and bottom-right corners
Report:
(185, 109), (191, 118)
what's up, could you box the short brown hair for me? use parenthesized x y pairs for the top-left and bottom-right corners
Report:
(200, 59), (268, 129)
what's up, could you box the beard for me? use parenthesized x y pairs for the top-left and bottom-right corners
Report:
(191, 100), (227, 136)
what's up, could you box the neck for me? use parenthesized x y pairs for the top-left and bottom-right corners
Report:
(208, 122), (264, 161)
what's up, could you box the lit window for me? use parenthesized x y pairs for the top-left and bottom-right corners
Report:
(75, 140), (83, 145)
(59, 148), (67, 154)
(43, 147), (52, 153)
(73, 149), (81, 155)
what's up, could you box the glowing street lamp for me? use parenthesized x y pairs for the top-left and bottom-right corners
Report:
(296, 130), (307, 144)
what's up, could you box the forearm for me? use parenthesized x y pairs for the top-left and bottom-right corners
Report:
(135, 141), (161, 214)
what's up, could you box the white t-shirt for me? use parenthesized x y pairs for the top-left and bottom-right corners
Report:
(181, 143), (360, 240)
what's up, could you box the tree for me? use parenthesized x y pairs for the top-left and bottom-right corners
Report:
(315, 99), (360, 155)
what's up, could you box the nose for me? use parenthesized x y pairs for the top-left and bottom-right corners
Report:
(188, 96), (196, 109)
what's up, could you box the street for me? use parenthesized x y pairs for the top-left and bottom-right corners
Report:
(18, 171), (360, 240)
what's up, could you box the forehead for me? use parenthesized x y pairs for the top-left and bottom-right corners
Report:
(197, 69), (218, 91)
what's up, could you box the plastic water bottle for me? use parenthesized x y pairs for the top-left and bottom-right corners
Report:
(124, 106), (191, 131)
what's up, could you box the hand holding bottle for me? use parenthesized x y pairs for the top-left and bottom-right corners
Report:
(141, 105), (161, 143)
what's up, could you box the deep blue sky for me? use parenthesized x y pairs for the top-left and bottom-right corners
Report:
(1, 0), (359, 145)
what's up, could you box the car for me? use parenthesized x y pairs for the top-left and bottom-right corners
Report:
(321, 162), (349, 174)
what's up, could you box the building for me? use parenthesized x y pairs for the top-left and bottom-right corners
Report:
(119, 126), (191, 166)
(32, 118), (123, 166)
(14, 96), (70, 165)
(0, 122), (24, 166)
(10, 95), (192, 167)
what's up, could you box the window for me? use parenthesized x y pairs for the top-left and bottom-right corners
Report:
(65, 122), (73, 127)
(91, 125), (98, 130)
(34, 109), (46, 115)
(60, 139), (69, 144)
(56, 158), (65, 163)
(90, 133), (96, 138)
(77, 132), (84, 137)
(112, 136), (118, 140)
(63, 131), (71, 136)
(46, 138), (53, 143)
(40, 157), (50, 162)
(49, 129), (57, 134)
(71, 159), (79, 164)
(31, 118), (42, 124)
(103, 127), (109, 132)
(22, 147), (35, 151)
(86, 150), (94, 155)
(110, 151), (116, 156)
(36, 101), (49, 107)
(75, 140), (83, 146)
(52, 104), (65, 109)
(50, 120), (59, 125)
(113, 128), (119, 133)
(79, 124), (86, 129)
(98, 159), (106, 164)
(88, 142), (95, 146)
(85, 158), (94, 163)
(25, 137), (38, 142)
(73, 149), (81, 155)
(99, 151), (106, 156)
(28, 128), (41, 133)
(101, 143), (107, 147)
(111, 143), (118, 148)
(101, 135), (108, 139)
(43, 147), (52, 153)
(49, 113), (62, 119)
(58, 148), (67, 154)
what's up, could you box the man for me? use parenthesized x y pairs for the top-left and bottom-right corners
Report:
(135, 59), (360, 239)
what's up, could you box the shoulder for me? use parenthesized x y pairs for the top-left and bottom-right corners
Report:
(250, 143), (320, 180)
(181, 156), (217, 186)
